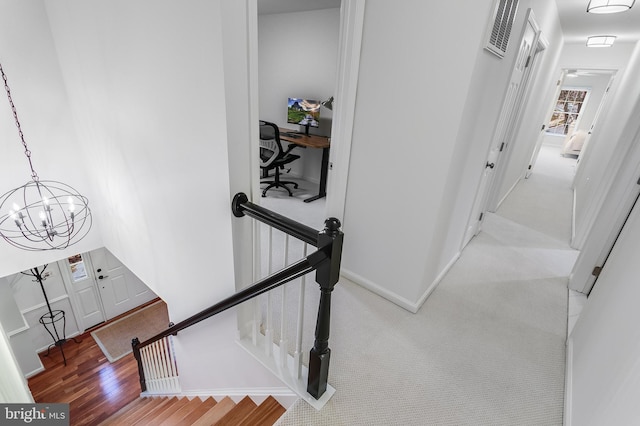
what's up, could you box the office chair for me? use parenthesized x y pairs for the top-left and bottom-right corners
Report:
(259, 120), (301, 197)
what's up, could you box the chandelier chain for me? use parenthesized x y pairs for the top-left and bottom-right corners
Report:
(1, 63), (39, 182)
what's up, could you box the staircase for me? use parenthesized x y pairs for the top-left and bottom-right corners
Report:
(98, 395), (285, 425)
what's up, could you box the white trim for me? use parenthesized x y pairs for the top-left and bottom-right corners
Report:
(572, 188), (577, 245)
(177, 388), (296, 400)
(415, 252), (461, 310)
(564, 337), (574, 426)
(24, 366), (45, 380)
(341, 251), (460, 313)
(324, 0), (366, 221)
(6, 325), (29, 338)
(495, 177), (520, 211)
(148, 388), (298, 409)
(19, 294), (70, 315)
(341, 269), (421, 313)
(236, 337), (335, 410)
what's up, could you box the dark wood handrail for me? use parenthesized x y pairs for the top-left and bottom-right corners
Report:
(136, 248), (328, 348)
(232, 192), (318, 246)
(132, 192), (344, 400)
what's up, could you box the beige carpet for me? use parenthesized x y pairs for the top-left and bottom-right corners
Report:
(274, 143), (578, 425)
(91, 301), (169, 362)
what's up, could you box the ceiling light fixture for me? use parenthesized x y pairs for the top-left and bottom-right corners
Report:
(587, 0), (635, 13)
(0, 63), (92, 251)
(587, 35), (617, 47)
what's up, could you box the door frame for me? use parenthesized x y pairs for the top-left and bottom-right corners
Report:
(462, 9), (544, 247)
(247, 0), (366, 223)
(58, 252), (105, 332)
(485, 11), (547, 212)
(569, 122), (640, 294)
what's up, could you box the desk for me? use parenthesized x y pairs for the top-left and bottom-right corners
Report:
(279, 128), (330, 203)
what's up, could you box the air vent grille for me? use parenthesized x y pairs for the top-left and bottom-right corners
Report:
(485, 0), (519, 58)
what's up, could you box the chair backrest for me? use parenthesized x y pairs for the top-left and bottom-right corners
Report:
(259, 121), (284, 169)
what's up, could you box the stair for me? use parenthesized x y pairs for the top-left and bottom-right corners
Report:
(98, 395), (285, 425)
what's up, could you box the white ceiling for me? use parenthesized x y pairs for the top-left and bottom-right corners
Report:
(555, 0), (640, 44)
(258, 0), (340, 15)
(256, 1), (640, 45)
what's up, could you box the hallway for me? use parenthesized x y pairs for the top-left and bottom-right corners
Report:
(275, 142), (579, 425)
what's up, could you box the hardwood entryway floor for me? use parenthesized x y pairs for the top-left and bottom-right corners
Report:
(27, 304), (155, 426)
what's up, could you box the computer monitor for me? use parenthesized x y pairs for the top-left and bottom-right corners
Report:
(287, 98), (321, 135)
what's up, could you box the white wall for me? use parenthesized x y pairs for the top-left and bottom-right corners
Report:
(341, 1), (564, 310)
(40, 0), (283, 394)
(572, 42), (640, 250)
(569, 183), (640, 424)
(566, 74), (611, 134)
(258, 8), (340, 182)
(5, 263), (81, 377)
(0, 0), (103, 278)
(0, 324), (33, 403)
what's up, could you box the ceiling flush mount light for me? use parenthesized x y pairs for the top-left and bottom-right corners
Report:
(587, 35), (617, 47)
(587, 0), (635, 13)
(0, 63), (92, 251)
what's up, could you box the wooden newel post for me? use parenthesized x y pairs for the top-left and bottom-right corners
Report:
(308, 218), (343, 399)
(131, 338), (147, 392)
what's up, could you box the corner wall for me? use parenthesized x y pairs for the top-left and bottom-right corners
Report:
(341, 1), (564, 309)
(0, 0), (103, 278)
(43, 0), (286, 394)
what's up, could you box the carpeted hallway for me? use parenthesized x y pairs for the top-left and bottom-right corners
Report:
(275, 142), (579, 425)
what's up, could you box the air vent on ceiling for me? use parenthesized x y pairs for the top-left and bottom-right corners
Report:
(485, 0), (520, 58)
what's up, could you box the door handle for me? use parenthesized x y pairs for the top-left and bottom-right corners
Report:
(486, 162), (495, 169)
(98, 275), (109, 280)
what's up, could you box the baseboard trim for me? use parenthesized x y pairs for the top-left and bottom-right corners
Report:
(341, 269), (420, 313)
(416, 252), (461, 310)
(341, 252), (460, 314)
(564, 337), (573, 426)
(24, 366), (45, 379)
(496, 178), (520, 211)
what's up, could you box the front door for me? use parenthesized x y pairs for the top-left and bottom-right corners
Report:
(61, 253), (105, 330)
(90, 247), (157, 319)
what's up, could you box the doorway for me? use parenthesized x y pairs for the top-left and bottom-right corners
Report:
(254, 2), (341, 229)
(463, 9), (545, 248)
(251, 0), (364, 227)
(61, 247), (158, 331)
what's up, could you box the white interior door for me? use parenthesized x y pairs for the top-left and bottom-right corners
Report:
(59, 253), (105, 331)
(90, 247), (157, 320)
(462, 10), (539, 247)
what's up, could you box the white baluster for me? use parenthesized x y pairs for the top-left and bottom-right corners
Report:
(265, 226), (273, 357)
(294, 243), (308, 379)
(280, 234), (290, 368)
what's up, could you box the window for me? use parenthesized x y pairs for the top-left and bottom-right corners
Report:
(546, 89), (589, 135)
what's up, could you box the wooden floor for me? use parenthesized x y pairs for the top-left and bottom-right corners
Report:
(27, 304), (155, 426)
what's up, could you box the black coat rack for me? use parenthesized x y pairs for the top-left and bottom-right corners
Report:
(22, 265), (80, 366)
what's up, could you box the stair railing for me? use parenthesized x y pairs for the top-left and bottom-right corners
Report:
(131, 192), (343, 402)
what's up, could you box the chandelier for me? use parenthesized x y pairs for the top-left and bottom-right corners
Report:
(0, 63), (92, 251)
